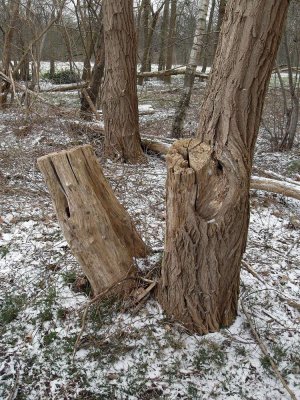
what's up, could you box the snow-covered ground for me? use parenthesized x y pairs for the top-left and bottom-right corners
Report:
(0, 80), (299, 399)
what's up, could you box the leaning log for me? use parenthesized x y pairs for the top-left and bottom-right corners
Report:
(37, 145), (148, 295)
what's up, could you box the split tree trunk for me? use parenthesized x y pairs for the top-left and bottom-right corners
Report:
(102, 0), (146, 163)
(38, 145), (148, 295)
(158, 0), (289, 334)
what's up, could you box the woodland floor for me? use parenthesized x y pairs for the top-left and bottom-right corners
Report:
(0, 69), (300, 400)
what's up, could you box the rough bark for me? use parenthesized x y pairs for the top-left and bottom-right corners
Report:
(171, 0), (209, 138)
(140, 138), (300, 200)
(102, 0), (146, 163)
(37, 145), (148, 295)
(158, 0), (289, 334)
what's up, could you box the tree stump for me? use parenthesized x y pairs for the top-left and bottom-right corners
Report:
(157, 139), (250, 334)
(38, 145), (149, 295)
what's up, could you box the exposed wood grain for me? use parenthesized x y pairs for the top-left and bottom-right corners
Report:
(38, 145), (148, 295)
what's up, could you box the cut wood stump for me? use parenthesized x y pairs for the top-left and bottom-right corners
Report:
(37, 145), (149, 295)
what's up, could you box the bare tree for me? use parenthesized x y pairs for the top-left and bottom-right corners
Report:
(164, 0), (177, 83)
(138, 0), (165, 85)
(157, 0), (169, 72)
(0, 0), (20, 108)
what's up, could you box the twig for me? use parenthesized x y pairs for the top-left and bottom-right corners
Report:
(241, 300), (297, 400)
(241, 260), (300, 311)
(72, 276), (156, 361)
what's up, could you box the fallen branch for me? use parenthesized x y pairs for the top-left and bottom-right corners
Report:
(241, 300), (297, 400)
(0, 70), (59, 109)
(41, 82), (88, 92)
(253, 167), (300, 187)
(251, 176), (300, 201)
(137, 68), (208, 80)
(73, 276), (156, 360)
(241, 260), (300, 311)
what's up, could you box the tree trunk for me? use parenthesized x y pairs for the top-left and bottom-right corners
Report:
(49, 58), (55, 79)
(158, 0), (170, 72)
(137, 0), (151, 86)
(158, 0), (289, 334)
(138, 3), (164, 86)
(212, 0), (227, 59)
(164, 0), (177, 83)
(37, 145), (148, 296)
(171, 0), (209, 138)
(201, 0), (216, 74)
(280, 30), (299, 150)
(80, 23), (105, 120)
(102, 0), (146, 163)
(0, 0), (20, 108)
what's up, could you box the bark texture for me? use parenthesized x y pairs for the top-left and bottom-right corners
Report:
(37, 145), (148, 295)
(158, 0), (289, 334)
(102, 0), (146, 163)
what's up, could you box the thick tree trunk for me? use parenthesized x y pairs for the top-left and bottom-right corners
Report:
(213, 0), (227, 56)
(158, 0), (289, 334)
(102, 0), (146, 163)
(37, 145), (148, 295)
(171, 0), (209, 138)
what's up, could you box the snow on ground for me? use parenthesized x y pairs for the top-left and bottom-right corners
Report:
(0, 80), (299, 400)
